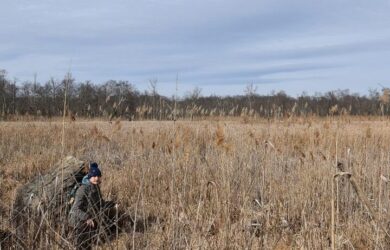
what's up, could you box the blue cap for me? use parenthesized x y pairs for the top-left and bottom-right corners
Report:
(88, 162), (102, 178)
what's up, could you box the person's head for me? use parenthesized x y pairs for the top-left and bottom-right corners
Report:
(88, 162), (102, 185)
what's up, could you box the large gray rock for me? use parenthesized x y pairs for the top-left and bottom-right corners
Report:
(12, 156), (88, 248)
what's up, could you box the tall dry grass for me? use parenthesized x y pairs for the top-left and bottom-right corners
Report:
(1, 117), (390, 248)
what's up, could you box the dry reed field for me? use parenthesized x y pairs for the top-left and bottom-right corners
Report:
(1, 117), (390, 249)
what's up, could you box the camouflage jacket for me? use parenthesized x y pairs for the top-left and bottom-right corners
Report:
(68, 177), (104, 227)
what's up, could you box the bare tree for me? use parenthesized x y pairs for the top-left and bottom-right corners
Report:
(185, 87), (202, 120)
(187, 86), (202, 100)
(149, 78), (158, 119)
(11, 78), (17, 115)
(0, 70), (7, 117)
(244, 83), (257, 110)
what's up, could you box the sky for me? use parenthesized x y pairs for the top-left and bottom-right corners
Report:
(1, 0), (390, 97)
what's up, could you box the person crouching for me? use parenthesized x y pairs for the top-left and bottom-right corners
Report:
(69, 162), (104, 250)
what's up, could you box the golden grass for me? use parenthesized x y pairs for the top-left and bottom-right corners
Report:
(2, 117), (390, 248)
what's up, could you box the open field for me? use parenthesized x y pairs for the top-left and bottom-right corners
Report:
(1, 117), (390, 249)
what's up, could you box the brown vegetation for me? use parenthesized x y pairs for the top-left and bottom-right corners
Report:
(1, 117), (390, 248)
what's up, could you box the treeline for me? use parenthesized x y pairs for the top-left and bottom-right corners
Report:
(0, 70), (389, 120)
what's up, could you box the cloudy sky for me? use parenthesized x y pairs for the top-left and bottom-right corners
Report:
(1, 0), (390, 97)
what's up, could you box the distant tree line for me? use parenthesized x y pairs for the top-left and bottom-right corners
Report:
(0, 69), (389, 120)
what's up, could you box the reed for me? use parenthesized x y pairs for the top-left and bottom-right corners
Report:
(1, 117), (390, 248)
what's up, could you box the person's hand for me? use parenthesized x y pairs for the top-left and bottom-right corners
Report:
(86, 219), (95, 227)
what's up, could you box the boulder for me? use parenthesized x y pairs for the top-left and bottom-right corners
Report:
(12, 156), (88, 247)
